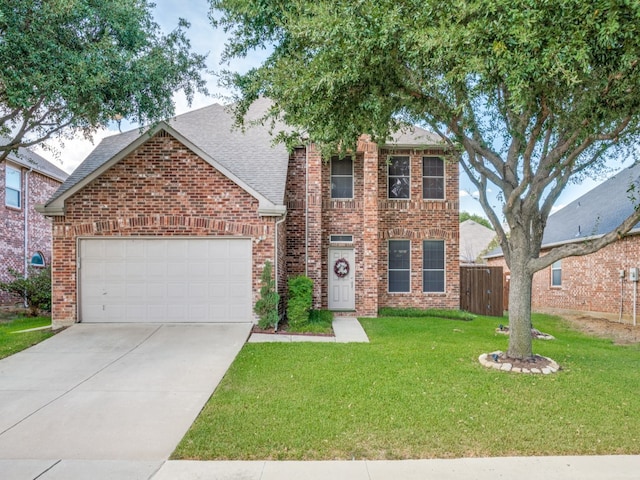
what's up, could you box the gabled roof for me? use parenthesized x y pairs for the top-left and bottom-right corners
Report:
(541, 162), (640, 246)
(44, 97), (290, 215)
(485, 162), (640, 258)
(1, 140), (68, 183)
(386, 125), (443, 148)
(460, 219), (496, 262)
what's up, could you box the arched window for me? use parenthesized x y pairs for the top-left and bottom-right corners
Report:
(31, 252), (45, 267)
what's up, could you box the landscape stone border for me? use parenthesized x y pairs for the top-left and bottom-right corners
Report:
(495, 326), (555, 340)
(478, 350), (560, 374)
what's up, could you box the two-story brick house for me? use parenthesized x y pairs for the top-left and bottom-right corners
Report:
(1, 145), (68, 304)
(39, 99), (459, 327)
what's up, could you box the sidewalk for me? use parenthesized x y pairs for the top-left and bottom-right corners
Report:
(248, 316), (369, 343)
(152, 456), (640, 480)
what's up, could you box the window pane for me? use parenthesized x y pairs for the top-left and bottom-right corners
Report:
(389, 177), (410, 199)
(388, 156), (410, 176)
(331, 177), (353, 198)
(31, 252), (45, 266)
(423, 178), (444, 199)
(389, 240), (410, 269)
(331, 157), (352, 175)
(423, 270), (445, 292)
(5, 188), (20, 207)
(423, 241), (444, 269)
(6, 167), (21, 190)
(552, 270), (561, 286)
(389, 270), (410, 292)
(423, 157), (444, 176)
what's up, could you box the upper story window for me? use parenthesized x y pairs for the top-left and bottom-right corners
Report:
(423, 157), (444, 199)
(388, 156), (410, 199)
(423, 240), (445, 292)
(31, 252), (45, 267)
(5, 165), (21, 208)
(551, 260), (562, 287)
(331, 156), (353, 199)
(389, 240), (411, 292)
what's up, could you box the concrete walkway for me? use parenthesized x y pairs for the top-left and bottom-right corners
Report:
(152, 456), (640, 479)
(0, 323), (251, 480)
(248, 316), (369, 343)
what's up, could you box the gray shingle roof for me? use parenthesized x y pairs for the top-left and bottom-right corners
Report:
(485, 162), (640, 258)
(48, 97), (290, 207)
(46, 98), (444, 209)
(1, 140), (68, 183)
(460, 219), (496, 262)
(541, 162), (640, 245)
(386, 125), (443, 147)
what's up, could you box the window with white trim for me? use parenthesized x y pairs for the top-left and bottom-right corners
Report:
(422, 156), (444, 199)
(31, 252), (45, 267)
(389, 240), (410, 292)
(423, 240), (445, 292)
(551, 260), (562, 287)
(388, 156), (410, 199)
(331, 156), (353, 198)
(5, 165), (21, 208)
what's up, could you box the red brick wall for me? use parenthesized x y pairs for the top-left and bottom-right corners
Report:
(487, 235), (640, 323)
(51, 132), (277, 326)
(1, 162), (61, 305)
(377, 149), (460, 310)
(286, 140), (459, 316)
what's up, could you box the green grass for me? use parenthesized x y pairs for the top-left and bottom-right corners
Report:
(0, 315), (54, 359)
(285, 309), (334, 334)
(378, 307), (476, 321)
(174, 313), (640, 460)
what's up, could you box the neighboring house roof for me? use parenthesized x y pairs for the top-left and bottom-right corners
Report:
(45, 98), (290, 215)
(459, 219), (496, 263)
(1, 140), (68, 183)
(485, 162), (640, 258)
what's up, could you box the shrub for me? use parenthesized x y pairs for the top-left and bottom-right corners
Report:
(254, 261), (280, 329)
(287, 275), (313, 327)
(308, 309), (333, 324)
(377, 307), (476, 321)
(0, 266), (52, 315)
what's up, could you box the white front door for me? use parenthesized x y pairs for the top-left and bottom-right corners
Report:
(328, 248), (355, 310)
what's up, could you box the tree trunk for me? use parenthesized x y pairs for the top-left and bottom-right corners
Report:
(506, 263), (534, 360)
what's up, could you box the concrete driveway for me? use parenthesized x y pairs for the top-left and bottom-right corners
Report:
(0, 323), (251, 480)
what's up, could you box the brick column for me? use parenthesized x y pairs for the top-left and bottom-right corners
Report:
(305, 144), (324, 309)
(359, 136), (379, 316)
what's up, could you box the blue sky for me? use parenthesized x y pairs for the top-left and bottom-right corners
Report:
(37, 0), (635, 221)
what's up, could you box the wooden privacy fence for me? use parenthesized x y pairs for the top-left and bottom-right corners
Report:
(460, 265), (504, 317)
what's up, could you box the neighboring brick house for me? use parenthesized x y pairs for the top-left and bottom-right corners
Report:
(486, 162), (640, 324)
(1, 145), (68, 304)
(39, 99), (459, 327)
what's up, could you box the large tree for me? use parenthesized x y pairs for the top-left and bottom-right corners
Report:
(0, 0), (207, 160)
(211, 0), (640, 360)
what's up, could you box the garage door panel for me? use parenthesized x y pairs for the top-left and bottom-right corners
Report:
(80, 238), (252, 323)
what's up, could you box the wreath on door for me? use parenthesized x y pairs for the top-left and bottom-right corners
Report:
(334, 258), (350, 278)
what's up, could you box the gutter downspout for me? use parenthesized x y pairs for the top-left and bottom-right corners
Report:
(274, 211), (287, 330)
(305, 145), (309, 276)
(23, 167), (33, 307)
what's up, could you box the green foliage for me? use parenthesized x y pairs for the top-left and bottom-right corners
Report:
(0, 267), (51, 315)
(378, 307), (476, 322)
(211, 0), (640, 360)
(308, 309), (333, 324)
(0, 0), (207, 159)
(459, 211), (493, 230)
(254, 261), (280, 329)
(286, 275), (313, 327)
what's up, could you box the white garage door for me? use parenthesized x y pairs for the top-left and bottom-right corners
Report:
(79, 238), (252, 323)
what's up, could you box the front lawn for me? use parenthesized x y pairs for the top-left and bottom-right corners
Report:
(0, 315), (54, 359)
(173, 313), (640, 460)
